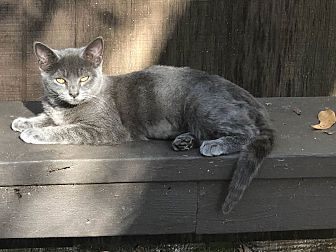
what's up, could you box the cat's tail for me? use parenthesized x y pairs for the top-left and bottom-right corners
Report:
(222, 114), (274, 214)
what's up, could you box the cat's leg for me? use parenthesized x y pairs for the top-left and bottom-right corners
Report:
(20, 124), (129, 145)
(172, 132), (199, 151)
(200, 135), (249, 157)
(11, 113), (54, 132)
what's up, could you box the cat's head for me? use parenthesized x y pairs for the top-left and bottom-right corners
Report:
(33, 37), (104, 105)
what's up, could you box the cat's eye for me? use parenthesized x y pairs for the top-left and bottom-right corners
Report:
(80, 76), (89, 82)
(55, 78), (66, 84)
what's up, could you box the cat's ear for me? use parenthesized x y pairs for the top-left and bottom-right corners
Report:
(82, 37), (104, 67)
(33, 42), (59, 71)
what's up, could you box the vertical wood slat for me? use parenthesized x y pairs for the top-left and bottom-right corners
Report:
(21, 0), (27, 101)
(0, 1), (24, 101)
(159, 0), (336, 97)
(75, 0), (188, 75)
(25, 0), (76, 100)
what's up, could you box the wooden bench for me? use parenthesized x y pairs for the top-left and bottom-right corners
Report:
(0, 97), (335, 239)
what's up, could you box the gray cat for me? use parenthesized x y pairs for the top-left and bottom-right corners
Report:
(11, 37), (274, 214)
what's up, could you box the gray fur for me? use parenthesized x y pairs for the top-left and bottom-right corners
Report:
(11, 37), (274, 214)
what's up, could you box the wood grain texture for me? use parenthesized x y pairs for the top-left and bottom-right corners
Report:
(25, 0), (76, 100)
(0, 1), (24, 101)
(0, 97), (335, 238)
(1, 0), (336, 100)
(246, 238), (336, 252)
(1, 97), (336, 186)
(75, 0), (188, 75)
(0, 182), (197, 238)
(159, 0), (336, 97)
(197, 179), (336, 234)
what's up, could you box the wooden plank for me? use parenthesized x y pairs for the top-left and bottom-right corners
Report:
(1, 97), (336, 185)
(246, 238), (336, 252)
(196, 178), (336, 234)
(1, 149), (336, 186)
(0, 76), (22, 101)
(0, 32), (22, 54)
(75, 0), (188, 75)
(0, 182), (197, 238)
(2, 0), (336, 101)
(159, 0), (336, 97)
(0, 1), (22, 32)
(1, 238), (336, 251)
(0, 2), (24, 101)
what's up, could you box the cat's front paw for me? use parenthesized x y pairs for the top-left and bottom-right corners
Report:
(20, 128), (51, 144)
(11, 117), (34, 132)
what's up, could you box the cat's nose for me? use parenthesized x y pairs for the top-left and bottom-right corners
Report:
(69, 91), (79, 98)
(69, 88), (79, 98)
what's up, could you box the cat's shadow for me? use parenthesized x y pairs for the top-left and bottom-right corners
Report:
(23, 101), (43, 115)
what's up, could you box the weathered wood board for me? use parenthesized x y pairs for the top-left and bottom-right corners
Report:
(197, 179), (336, 234)
(0, 97), (335, 238)
(246, 238), (336, 252)
(1, 97), (336, 185)
(0, 183), (197, 238)
(0, 1), (24, 101)
(2, 1), (336, 100)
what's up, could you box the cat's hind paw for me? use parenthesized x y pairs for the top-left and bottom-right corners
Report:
(11, 117), (34, 132)
(172, 133), (198, 151)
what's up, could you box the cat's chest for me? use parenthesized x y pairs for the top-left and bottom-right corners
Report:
(49, 109), (66, 125)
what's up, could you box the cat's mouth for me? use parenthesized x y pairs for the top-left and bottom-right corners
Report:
(59, 92), (91, 106)
(63, 96), (85, 105)
(67, 98), (84, 105)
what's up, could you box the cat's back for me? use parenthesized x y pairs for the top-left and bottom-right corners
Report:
(111, 65), (196, 89)
(109, 65), (195, 107)
(144, 65), (194, 77)
(109, 65), (262, 109)
(143, 65), (209, 87)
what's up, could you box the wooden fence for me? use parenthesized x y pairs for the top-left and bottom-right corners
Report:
(1, 0), (336, 101)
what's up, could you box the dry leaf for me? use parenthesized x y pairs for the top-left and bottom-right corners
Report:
(311, 109), (336, 129)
